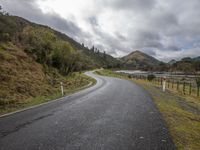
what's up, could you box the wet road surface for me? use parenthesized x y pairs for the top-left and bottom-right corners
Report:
(0, 71), (175, 150)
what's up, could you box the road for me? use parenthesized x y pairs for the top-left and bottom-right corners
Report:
(0, 71), (175, 150)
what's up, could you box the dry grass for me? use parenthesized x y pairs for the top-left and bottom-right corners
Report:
(0, 43), (96, 115)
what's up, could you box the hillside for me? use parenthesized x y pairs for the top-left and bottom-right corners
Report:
(53, 30), (120, 69)
(169, 57), (200, 72)
(193, 56), (200, 61)
(120, 50), (162, 70)
(0, 14), (120, 72)
(0, 12), (119, 111)
(168, 59), (176, 65)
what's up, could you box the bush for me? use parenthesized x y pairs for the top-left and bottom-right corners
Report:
(196, 76), (200, 87)
(147, 74), (156, 81)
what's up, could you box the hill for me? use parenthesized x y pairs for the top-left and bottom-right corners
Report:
(0, 12), (119, 111)
(120, 50), (162, 70)
(0, 13), (120, 73)
(168, 59), (176, 65)
(193, 56), (200, 61)
(169, 57), (200, 72)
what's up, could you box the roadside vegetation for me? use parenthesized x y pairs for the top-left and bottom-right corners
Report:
(0, 62), (96, 115)
(95, 69), (200, 150)
(0, 10), (100, 115)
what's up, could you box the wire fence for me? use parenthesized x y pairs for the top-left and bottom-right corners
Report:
(128, 74), (200, 98)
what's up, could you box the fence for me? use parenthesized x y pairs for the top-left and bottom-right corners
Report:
(128, 74), (200, 98)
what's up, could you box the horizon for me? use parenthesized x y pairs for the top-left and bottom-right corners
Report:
(1, 0), (200, 62)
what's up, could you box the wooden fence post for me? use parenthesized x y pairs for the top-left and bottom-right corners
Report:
(60, 82), (64, 96)
(177, 81), (179, 91)
(183, 82), (186, 95)
(168, 80), (170, 88)
(189, 83), (192, 95)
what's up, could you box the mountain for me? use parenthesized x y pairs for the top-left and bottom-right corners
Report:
(181, 57), (193, 62)
(168, 59), (176, 65)
(193, 56), (200, 61)
(120, 50), (162, 70)
(168, 56), (200, 72)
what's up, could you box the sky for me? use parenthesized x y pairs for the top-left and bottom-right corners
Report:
(0, 0), (200, 62)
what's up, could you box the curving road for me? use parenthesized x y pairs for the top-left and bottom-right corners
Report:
(0, 71), (175, 150)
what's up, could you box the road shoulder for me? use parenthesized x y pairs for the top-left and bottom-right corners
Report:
(0, 72), (97, 117)
(95, 69), (200, 150)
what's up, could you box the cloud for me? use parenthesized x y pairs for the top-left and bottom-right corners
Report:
(1, 0), (200, 61)
(102, 0), (156, 12)
(0, 0), (85, 39)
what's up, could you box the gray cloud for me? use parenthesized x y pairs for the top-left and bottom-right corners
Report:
(0, 0), (85, 39)
(102, 0), (156, 12)
(1, 0), (200, 61)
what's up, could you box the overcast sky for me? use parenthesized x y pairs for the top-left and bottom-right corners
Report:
(1, 0), (200, 61)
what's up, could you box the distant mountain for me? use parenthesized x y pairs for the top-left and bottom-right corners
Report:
(193, 56), (200, 61)
(120, 50), (162, 70)
(168, 59), (176, 65)
(168, 56), (200, 66)
(181, 57), (192, 62)
(169, 56), (200, 72)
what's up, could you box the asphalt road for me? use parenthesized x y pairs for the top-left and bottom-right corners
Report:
(0, 71), (175, 150)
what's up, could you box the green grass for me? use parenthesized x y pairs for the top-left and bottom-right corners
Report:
(0, 72), (96, 115)
(95, 69), (200, 150)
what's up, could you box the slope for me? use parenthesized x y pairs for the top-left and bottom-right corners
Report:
(121, 50), (162, 70)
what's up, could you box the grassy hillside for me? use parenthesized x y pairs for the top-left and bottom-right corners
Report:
(0, 12), (120, 71)
(0, 42), (96, 114)
(121, 50), (200, 72)
(169, 57), (200, 73)
(121, 50), (163, 70)
(0, 12), (108, 114)
(53, 29), (121, 69)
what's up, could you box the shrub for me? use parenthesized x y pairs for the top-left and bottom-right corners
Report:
(147, 74), (156, 81)
(196, 76), (200, 87)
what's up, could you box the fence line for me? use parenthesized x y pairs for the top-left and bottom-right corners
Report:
(128, 74), (200, 98)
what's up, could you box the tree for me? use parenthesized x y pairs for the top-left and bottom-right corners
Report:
(103, 51), (106, 59)
(96, 49), (99, 54)
(0, 5), (9, 15)
(193, 61), (200, 71)
(82, 43), (85, 48)
(196, 76), (200, 97)
(91, 46), (95, 53)
(147, 74), (156, 81)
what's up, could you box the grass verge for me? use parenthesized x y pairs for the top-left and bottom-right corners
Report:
(95, 69), (200, 150)
(0, 72), (96, 115)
